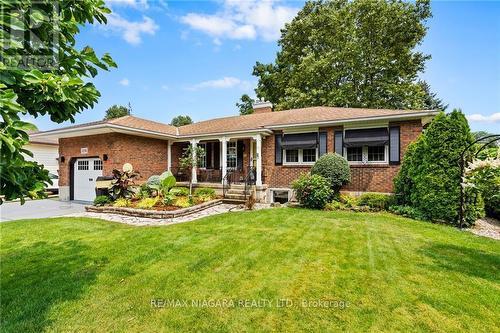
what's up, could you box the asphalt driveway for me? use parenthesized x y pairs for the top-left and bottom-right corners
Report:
(0, 198), (87, 222)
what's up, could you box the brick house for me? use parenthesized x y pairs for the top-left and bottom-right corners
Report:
(31, 102), (437, 202)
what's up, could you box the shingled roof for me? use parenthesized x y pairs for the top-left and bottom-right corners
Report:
(31, 107), (437, 140)
(177, 107), (436, 136)
(33, 115), (178, 137)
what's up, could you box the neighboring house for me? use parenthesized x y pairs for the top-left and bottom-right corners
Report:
(31, 102), (438, 202)
(25, 133), (59, 191)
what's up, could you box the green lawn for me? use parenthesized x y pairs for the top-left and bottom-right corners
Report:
(1, 209), (499, 332)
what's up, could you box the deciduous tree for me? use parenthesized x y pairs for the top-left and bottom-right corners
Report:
(104, 103), (131, 120)
(236, 94), (254, 115)
(0, 0), (116, 203)
(253, 0), (433, 111)
(170, 115), (193, 127)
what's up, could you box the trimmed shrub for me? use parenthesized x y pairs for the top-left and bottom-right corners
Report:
(94, 195), (111, 206)
(325, 200), (345, 211)
(113, 198), (130, 207)
(394, 110), (483, 226)
(136, 197), (158, 209)
(388, 205), (426, 220)
(292, 174), (333, 209)
(170, 187), (189, 197)
(358, 193), (394, 211)
(339, 193), (359, 208)
(311, 153), (350, 191)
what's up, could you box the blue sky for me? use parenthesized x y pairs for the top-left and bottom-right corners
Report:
(31, 0), (499, 133)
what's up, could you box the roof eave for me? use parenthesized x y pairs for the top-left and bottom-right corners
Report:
(176, 128), (273, 139)
(30, 123), (177, 140)
(266, 111), (439, 130)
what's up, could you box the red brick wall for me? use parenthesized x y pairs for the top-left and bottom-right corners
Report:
(59, 133), (169, 186)
(262, 120), (422, 192)
(171, 142), (188, 169)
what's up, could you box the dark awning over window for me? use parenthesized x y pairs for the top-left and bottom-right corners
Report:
(281, 133), (318, 149)
(344, 128), (389, 147)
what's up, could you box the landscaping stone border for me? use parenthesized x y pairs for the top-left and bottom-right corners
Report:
(85, 199), (223, 219)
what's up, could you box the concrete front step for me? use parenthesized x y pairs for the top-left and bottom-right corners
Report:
(224, 193), (247, 200)
(222, 198), (246, 205)
(228, 184), (247, 189)
(227, 189), (249, 195)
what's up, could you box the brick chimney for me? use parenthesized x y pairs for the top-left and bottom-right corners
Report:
(252, 100), (273, 114)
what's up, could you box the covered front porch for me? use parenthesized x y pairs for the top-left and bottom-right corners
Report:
(167, 134), (265, 187)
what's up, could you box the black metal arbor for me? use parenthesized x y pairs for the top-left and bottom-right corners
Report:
(458, 134), (500, 228)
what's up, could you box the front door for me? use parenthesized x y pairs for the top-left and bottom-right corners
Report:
(237, 140), (244, 170)
(73, 158), (103, 201)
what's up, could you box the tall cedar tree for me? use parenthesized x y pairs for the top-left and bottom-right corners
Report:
(253, 0), (436, 111)
(0, 0), (116, 203)
(394, 110), (482, 226)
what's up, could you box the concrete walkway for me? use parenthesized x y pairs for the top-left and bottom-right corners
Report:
(1, 198), (87, 222)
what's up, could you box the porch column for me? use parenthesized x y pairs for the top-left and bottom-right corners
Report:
(190, 139), (198, 184)
(255, 134), (262, 186)
(220, 137), (227, 184)
(249, 138), (254, 167)
(167, 141), (172, 171)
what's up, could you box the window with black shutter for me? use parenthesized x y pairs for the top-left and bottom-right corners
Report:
(319, 131), (327, 157)
(389, 126), (400, 164)
(275, 134), (282, 165)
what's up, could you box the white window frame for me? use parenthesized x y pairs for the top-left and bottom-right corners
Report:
(198, 143), (207, 169)
(344, 145), (389, 165)
(283, 148), (318, 166)
(343, 126), (389, 165)
(226, 141), (237, 169)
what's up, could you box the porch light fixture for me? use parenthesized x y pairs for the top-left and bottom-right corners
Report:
(59, 156), (65, 163)
(103, 154), (108, 161)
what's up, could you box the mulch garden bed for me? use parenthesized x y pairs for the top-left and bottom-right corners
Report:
(86, 199), (223, 219)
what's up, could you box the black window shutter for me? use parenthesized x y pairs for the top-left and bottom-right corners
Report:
(389, 126), (400, 165)
(334, 131), (343, 155)
(319, 132), (327, 157)
(275, 134), (282, 165)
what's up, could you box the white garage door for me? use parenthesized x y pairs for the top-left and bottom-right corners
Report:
(74, 158), (103, 201)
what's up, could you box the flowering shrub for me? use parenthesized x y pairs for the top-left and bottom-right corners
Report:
(464, 157), (500, 219)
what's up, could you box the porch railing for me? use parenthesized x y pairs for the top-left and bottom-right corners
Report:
(170, 167), (223, 183)
(222, 168), (245, 197)
(170, 166), (190, 182)
(244, 166), (256, 201)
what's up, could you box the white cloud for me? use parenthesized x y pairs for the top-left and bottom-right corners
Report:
(104, 13), (158, 45)
(161, 85), (169, 90)
(106, 0), (149, 9)
(188, 77), (251, 90)
(119, 78), (130, 86)
(180, 0), (298, 43)
(467, 113), (500, 123)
